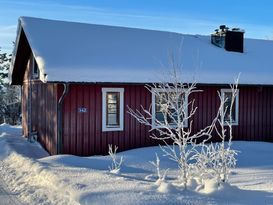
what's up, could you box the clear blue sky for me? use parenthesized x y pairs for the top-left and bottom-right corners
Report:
(1, 0), (273, 52)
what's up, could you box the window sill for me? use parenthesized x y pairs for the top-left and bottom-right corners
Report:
(224, 122), (239, 126)
(102, 126), (123, 132)
(152, 123), (188, 130)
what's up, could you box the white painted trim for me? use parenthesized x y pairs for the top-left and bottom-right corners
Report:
(221, 89), (239, 126)
(102, 88), (124, 132)
(151, 88), (188, 129)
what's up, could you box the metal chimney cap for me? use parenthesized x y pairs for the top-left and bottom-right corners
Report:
(219, 25), (226, 30)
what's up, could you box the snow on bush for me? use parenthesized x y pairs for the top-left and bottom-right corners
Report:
(214, 80), (239, 183)
(128, 67), (239, 190)
(195, 142), (238, 187)
(108, 144), (124, 174)
(149, 153), (169, 185)
(194, 79), (239, 186)
(157, 181), (176, 193)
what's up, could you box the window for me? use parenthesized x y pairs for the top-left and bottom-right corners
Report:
(152, 89), (188, 128)
(106, 92), (120, 126)
(221, 89), (239, 125)
(102, 88), (124, 131)
(32, 56), (39, 79)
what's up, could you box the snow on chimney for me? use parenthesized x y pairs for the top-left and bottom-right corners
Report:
(211, 25), (244, 53)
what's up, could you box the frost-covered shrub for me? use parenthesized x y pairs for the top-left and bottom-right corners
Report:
(194, 78), (239, 186)
(195, 142), (238, 185)
(128, 66), (239, 190)
(128, 69), (218, 189)
(108, 144), (123, 174)
(149, 153), (169, 185)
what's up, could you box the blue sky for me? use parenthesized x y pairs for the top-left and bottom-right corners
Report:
(1, 0), (273, 52)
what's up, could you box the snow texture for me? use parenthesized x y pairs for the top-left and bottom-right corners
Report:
(1, 123), (273, 204)
(12, 16), (273, 85)
(0, 173), (23, 205)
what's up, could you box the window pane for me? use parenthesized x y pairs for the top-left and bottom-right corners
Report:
(155, 112), (165, 123)
(224, 92), (236, 122)
(107, 93), (118, 103)
(32, 59), (39, 78)
(34, 64), (38, 74)
(155, 93), (167, 123)
(154, 92), (184, 124)
(168, 108), (177, 123)
(108, 104), (117, 113)
(108, 113), (118, 125)
(106, 92), (120, 126)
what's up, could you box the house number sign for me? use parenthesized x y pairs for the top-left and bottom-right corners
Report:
(78, 107), (87, 113)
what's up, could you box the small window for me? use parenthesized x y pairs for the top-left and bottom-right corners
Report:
(106, 92), (120, 126)
(152, 89), (188, 128)
(221, 89), (239, 125)
(32, 57), (39, 79)
(102, 88), (124, 131)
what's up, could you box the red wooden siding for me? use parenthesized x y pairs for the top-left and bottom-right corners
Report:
(21, 78), (273, 156)
(21, 54), (59, 155)
(22, 82), (28, 136)
(62, 84), (154, 155)
(21, 56), (32, 136)
(61, 84), (273, 156)
(191, 86), (273, 143)
(26, 82), (59, 154)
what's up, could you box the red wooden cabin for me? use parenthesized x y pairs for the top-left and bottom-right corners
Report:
(10, 17), (273, 155)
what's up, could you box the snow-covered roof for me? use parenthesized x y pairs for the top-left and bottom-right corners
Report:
(12, 17), (273, 85)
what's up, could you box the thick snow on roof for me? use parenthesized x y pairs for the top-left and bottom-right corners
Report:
(19, 17), (273, 84)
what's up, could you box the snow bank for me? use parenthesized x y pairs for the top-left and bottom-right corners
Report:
(157, 181), (176, 193)
(0, 123), (21, 135)
(1, 153), (76, 204)
(1, 124), (273, 204)
(0, 123), (20, 159)
(0, 124), (76, 204)
(0, 136), (10, 160)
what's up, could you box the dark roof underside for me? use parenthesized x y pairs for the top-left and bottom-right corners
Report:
(11, 28), (31, 85)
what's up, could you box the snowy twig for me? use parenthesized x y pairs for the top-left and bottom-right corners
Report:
(108, 144), (123, 174)
(149, 153), (169, 184)
(128, 68), (220, 189)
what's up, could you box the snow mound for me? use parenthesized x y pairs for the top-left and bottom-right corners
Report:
(202, 178), (219, 194)
(157, 181), (176, 193)
(186, 178), (199, 191)
(1, 124), (273, 205)
(0, 123), (21, 135)
(0, 137), (10, 159)
(1, 153), (76, 204)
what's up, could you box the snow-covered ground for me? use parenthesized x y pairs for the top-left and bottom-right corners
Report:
(1, 123), (273, 205)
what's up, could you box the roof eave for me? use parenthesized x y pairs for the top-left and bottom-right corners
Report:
(9, 18), (32, 85)
(9, 19), (22, 85)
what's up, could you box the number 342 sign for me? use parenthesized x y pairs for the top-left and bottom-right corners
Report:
(78, 107), (87, 113)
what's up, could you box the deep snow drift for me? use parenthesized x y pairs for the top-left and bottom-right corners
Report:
(1, 123), (273, 205)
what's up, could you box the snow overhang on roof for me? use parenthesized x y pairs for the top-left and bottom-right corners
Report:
(10, 16), (273, 85)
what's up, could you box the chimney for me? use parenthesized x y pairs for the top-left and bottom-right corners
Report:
(211, 26), (244, 53)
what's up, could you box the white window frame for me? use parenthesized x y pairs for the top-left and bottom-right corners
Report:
(152, 88), (188, 129)
(102, 88), (124, 132)
(221, 89), (239, 126)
